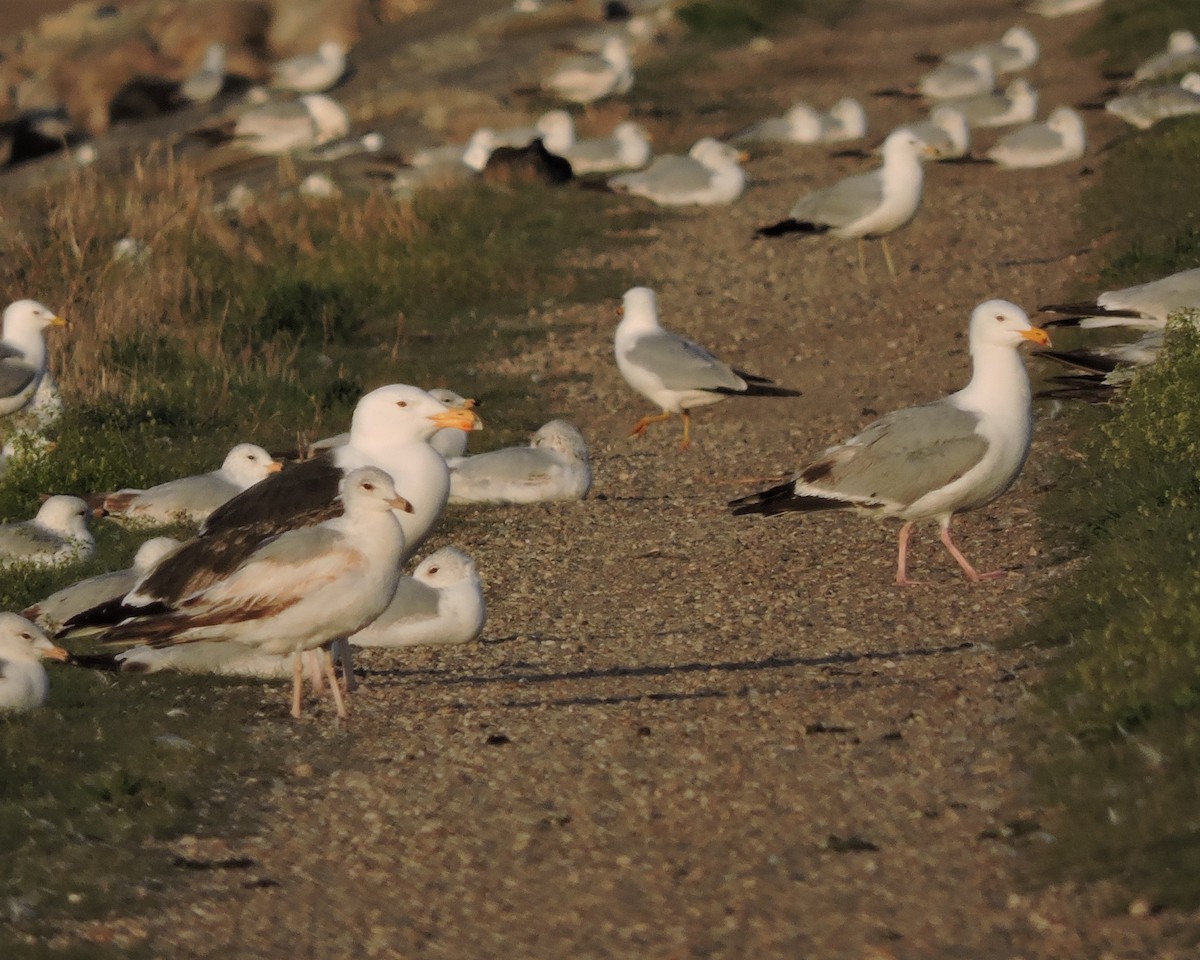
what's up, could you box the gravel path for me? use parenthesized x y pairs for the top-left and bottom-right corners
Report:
(60, 2), (1200, 956)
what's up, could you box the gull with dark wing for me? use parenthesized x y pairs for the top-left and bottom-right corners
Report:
(731, 301), (1050, 585)
(615, 287), (800, 450)
(0, 300), (67, 419)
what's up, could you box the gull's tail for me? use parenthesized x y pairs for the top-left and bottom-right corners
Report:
(729, 480), (849, 516)
(755, 219), (827, 238)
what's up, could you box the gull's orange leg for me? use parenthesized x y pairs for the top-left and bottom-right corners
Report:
(629, 410), (673, 437)
(680, 410), (693, 450)
(291, 653), (304, 719)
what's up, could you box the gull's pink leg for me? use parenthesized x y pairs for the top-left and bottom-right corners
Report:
(291, 653), (304, 719)
(679, 410), (692, 450)
(323, 649), (349, 720)
(940, 522), (1006, 582)
(894, 521), (919, 586)
(307, 649), (325, 695)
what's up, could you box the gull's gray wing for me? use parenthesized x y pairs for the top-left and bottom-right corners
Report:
(619, 155), (713, 195)
(789, 170), (884, 227)
(623, 330), (744, 391)
(376, 576), (442, 624)
(451, 447), (560, 486)
(732, 117), (792, 143)
(803, 401), (988, 507)
(992, 122), (1060, 155)
(0, 522), (65, 558)
(0, 348), (37, 401)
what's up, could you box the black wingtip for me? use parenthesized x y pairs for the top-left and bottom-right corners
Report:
(1034, 348), (1122, 375)
(66, 652), (124, 672)
(756, 219), (823, 238)
(729, 482), (847, 517)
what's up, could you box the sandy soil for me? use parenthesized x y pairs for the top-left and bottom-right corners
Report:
(44, 0), (1200, 956)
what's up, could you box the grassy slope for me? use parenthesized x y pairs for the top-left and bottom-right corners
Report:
(1017, 0), (1200, 911)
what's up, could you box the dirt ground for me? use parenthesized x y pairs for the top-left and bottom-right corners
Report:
(37, 0), (1200, 956)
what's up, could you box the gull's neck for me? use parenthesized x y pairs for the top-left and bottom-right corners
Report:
(954, 342), (1031, 415)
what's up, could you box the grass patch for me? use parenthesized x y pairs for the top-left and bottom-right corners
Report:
(0, 153), (638, 950)
(1073, 0), (1197, 76)
(677, 0), (855, 43)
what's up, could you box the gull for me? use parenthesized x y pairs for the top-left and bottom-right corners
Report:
(939, 78), (1038, 129)
(733, 98), (868, 145)
(985, 106), (1086, 168)
(393, 130), (496, 197)
(180, 42), (226, 104)
(0, 496), (94, 569)
(349, 547), (486, 648)
(560, 121), (650, 174)
(0, 300), (67, 419)
(896, 105), (971, 159)
(756, 129), (933, 278)
(309, 388), (476, 461)
(493, 110), (575, 154)
(614, 286), (801, 449)
(448, 420), (591, 504)
(1039, 268), (1200, 330)
(102, 443), (282, 524)
(1133, 30), (1200, 82)
(270, 40), (348, 94)
(1035, 330), (1164, 403)
(542, 36), (633, 106)
(1026, 0), (1104, 16)
(208, 94), (350, 154)
(946, 26), (1040, 75)
(60, 385), (482, 636)
(0, 615), (68, 713)
(919, 53), (995, 100)
(1106, 74), (1200, 130)
(608, 137), (746, 206)
(730, 301), (1050, 585)
(72, 468), (412, 720)
(24, 537), (180, 632)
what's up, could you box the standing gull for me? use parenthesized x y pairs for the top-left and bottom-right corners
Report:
(74, 468), (412, 720)
(757, 129), (933, 278)
(608, 138), (746, 206)
(103, 443), (282, 523)
(0, 615), (69, 713)
(1039, 268), (1200, 330)
(985, 106), (1086, 168)
(349, 547), (486, 649)
(448, 420), (591, 504)
(0, 300), (67, 419)
(614, 287), (800, 449)
(0, 496), (94, 569)
(730, 301), (1050, 585)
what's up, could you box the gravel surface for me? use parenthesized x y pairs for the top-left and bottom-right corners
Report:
(51, 1), (1200, 956)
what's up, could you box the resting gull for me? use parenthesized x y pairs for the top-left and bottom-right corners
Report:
(946, 26), (1039, 75)
(919, 53), (995, 100)
(896, 105), (971, 160)
(940, 79), (1039, 129)
(270, 40), (348, 94)
(1026, 0), (1104, 16)
(733, 98), (867, 145)
(542, 36), (633, 106)
(1040, 268), (1200, 330)
(0, 300), (66, 419)
(608, 137), (746, 206)
(73, 468), (412, 720)
(206, 94), (350, 154)
(493, 110), (575, 153)
(448, 419), (591, 504)
(986, 106), (1086, 168)
(757, 129), (933, 278)
(0, 615), (68, 713)
(1134, 30), (1200, 82)
(1106, 74), (1200, 130)
(0, 496), (94, 569)
(615, 286), (800, 449)
(560, 121), (651, 174)
(349, 546), (486, 648)
(103, 443), (281, 524)
(730, 300), (1050, 585)
(180, 42), (227, 104)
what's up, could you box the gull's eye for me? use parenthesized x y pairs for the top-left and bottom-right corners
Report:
(362, 481), (375, 491)
(995, 315), (1005, 322)
(395, 400), (408, 408)
(428, 566), (439, 575)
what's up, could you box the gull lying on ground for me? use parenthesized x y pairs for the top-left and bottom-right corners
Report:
(493, 110), (575, 154)
(985, 106), (1086, 168)
(349, 547), (486, 648)
(0, 615), (68, 713)
(940, 79), (1039, 128)
(615, 287), (800, 449)
(0, 300), (66, 419)
(1026, 0), (1104, 16)
(70, 468), (412, 720)
(560, 121), (651, 174)
(103, 443), (281, 524)
(731, 300), (1050, 585)
(542, 36), (633, 106)
(733, 98), (867, 145)
(180, 42), (226, 104)
(896, 105), (971, 159)
(24, 537), (180, 632)
(946, 26), (1039, 75)
(757, 129), (934, 278)
(271, 40), (348, 94)
(919, 53), (995, 100)
(393, 130), (497, 198)
(1039, 268), (1200, 330)
(448, 420), (591, 503)
(608, 137), (746, 206)
(209, 94), (350, 154)
(0, 496), (94, 569)
(1106, 73), (1200, 129)
(1133, 30), (1200, 82)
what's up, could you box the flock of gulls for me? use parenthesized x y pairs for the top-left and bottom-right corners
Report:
(1, 0), (1199, 720)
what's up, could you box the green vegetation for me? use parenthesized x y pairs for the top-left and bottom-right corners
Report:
(1073, 0), (1197, 75)
(676, 0), (855, 42)
(0, 159), (635, 952)
(1017, 0), (1200, 910)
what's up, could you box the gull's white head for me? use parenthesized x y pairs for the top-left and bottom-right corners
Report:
(881, 128), (932, 162)
(0, 613), (67, 663)
(1001, 26), (1039, 63)
(4, 300), (65, 337)
(299, 94), (349, 143)
(614, 121), (651, 165)
(413, 545), (478, 588)
(619, 286), (659, 330)
(463, 128), (497, 172)
(535, 110), (575, 153)
(318, 39), (348, 63)
(132, 536), (180, 573)
(33, 495), (92, 540)
(1006, 78), (1037, 106)
(967, 52), (994, 83)
(532, 419), (589, 462)
(1168, 30), (1198, 54)
(968, 300), (1051, 351)
(601, 35), (631, 67)
(221, 442), (282, 487)
(351, 385), (483, 449)
(783, 102), (821, 140)
(201, 42), (227, 71)
(930, 105), (970, 153)
(1180, 73), (1200, 94)
(339, 466), (413, 516)
(1047, 106), (1086, 142)
(830, 97), (867, 137)
(688, 137), (744, 169)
